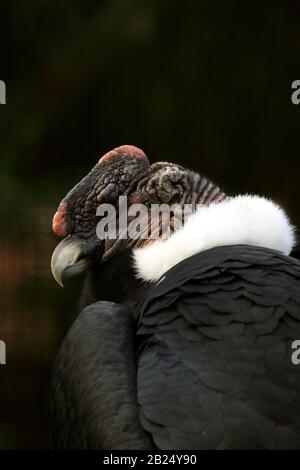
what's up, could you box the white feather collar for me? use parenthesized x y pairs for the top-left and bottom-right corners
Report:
(133, 195), (296, 282)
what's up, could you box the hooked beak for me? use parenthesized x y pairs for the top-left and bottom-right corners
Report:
(51, 235), (95, 287)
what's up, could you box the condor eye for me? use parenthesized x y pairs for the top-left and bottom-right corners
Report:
(144, 202), (154, 212)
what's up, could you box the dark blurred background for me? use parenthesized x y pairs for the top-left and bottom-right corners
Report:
(0, 0), (299, 448)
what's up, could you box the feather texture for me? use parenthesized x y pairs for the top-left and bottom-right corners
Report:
(136, 245), (300, 449)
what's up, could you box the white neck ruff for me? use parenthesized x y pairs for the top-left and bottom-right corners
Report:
(133, 195), (296, 282)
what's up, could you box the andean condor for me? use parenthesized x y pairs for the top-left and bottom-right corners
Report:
(51, 145), (300, 450)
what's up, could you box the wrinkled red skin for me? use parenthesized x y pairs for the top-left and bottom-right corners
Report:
(98, 145), (147, 164)
(52, 145), (149, 238)
(52, 201), (68, 237)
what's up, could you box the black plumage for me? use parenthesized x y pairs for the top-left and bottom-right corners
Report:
(52, 302), (153, 449)
(52, 244), (300, 449)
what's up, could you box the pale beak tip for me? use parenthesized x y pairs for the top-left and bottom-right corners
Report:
(51, 262), (64, 287)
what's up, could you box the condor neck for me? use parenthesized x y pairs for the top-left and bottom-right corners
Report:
(186, 170), (227, 206)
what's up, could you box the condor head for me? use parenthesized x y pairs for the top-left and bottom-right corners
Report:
(51, 145), (210, 287)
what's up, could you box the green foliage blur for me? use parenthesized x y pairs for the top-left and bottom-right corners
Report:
(0, 0), (299, 449)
